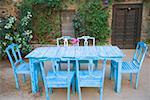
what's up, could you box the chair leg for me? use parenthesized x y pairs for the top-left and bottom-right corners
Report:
(45, 87), (50, 100)
(35, 68), (39, 92)
(130, 73), (132, 87)
(109, 66), (114, 80)
(94, 60), (98, 69)
(49, 88), (53, 94)
(73, 62), (76, 71)
(100, 87), (103, 100)
(72, 78), (75, 94)
(14, 73), (20, 89)
(39, 68), (43, 82)
(58, 62), (61, 70)
(135, 73), (140, 89)
(78, 86), (82, 100)
(22, 74), (26, 84)
(76, 76), (78, 93)
(79, 63), (81, 70)
(67, 86), (70, 100)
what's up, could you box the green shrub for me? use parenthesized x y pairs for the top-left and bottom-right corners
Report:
(18, 0), (65, 44)
(73, 0), (111, 45)
(0, 12), (33, 58)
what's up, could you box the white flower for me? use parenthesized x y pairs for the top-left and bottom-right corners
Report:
(9, 37), (13, 41)
(30, 35), (33, 39)
(5, 34), (10, 39)
(4, 16), (16, 29)
(3, 42), (7, 46)
(21, 11), (32, 26)
(27, 11), (32, 17)
(23, 30), (32, 35)
(5, 34), (13, 41)
(18, 38), (21, 41)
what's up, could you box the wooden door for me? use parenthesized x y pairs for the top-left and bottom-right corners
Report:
(111, 3), (143, 49)
(61, 10), (75, 37)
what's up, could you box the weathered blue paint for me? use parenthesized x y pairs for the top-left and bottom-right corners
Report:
(56, 36), (75, 70)
(77, 36), (98, 71)
(111, 41), (148, 90)
(5, 44), (30, 89)
(25, 46), (125, 95)
(37, 59), (75, 100)
(75, 59), (106, 100)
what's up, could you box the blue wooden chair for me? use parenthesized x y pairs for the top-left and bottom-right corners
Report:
(56, 36), (75, 70)
(38, 59), (75, 100)
(77, 36), (98, 69)
(110, 41), (148, 89)
(5, 44), (31, 89)
(76, 59), (106, 100)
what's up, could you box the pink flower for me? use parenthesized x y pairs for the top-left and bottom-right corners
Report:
(71, 38), (79, 44)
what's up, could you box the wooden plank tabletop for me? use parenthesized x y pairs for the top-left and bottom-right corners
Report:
(25, 46), (125, 60)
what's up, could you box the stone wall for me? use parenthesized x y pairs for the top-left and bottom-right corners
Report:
(142, 1), (150, 40)
(0, 0), (21, 18)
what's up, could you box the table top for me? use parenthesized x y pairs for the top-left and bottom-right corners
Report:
(25, 46), (125, 60)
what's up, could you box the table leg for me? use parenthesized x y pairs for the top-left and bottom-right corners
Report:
(29, 59), (37, 94)
(115, 59), (122, 93)
(110, 60), (114, 80)
(35, 65), (39, 92)
(75, 60), (79, 93)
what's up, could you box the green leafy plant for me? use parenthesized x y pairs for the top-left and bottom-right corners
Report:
(34, 0), (64, 10)
(0, 12), (33, 58)
(18, 0), (67, 44)
(17, 0), (111, 45)
(73, 0), (111, 45)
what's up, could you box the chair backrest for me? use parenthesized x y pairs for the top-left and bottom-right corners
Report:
(5, 44), (23, 69)
(132, 42), (148, 69)
(57, 36), (73, 46)
(76, 59), (106, 81)
(77, 36), (95, 46)
(39, 59), (71, 83)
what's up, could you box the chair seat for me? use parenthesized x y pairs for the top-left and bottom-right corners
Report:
(46, 71), (75, 87)
(122, 62), (139, 73)
(79, 71), (103, 87)
(16, 62), (30, 74)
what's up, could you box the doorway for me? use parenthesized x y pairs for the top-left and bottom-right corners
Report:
(111, 3), (143, 49)
(61, 10), (75, 37)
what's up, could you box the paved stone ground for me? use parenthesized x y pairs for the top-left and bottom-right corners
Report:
(0, 50), (150, 100)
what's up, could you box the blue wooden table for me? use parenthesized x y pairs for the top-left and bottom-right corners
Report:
(25, 46), (125, 93)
